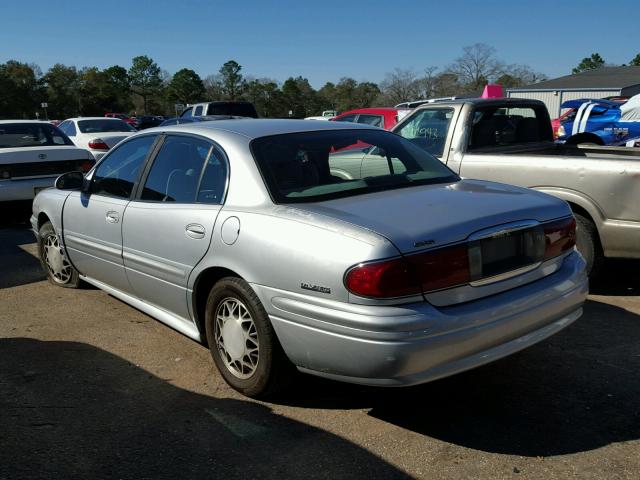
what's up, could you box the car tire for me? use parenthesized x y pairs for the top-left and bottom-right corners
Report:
(205, 277), (294, 398)
(574, 213), (603, 279)
(38, 221), (80, 288)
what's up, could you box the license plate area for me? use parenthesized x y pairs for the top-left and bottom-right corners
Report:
(468, 226), (545, 282)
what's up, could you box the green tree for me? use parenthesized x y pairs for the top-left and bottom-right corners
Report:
(0, 61), (42, 119)
(102, 65), (132, 113)
(281, 76), (320, 117)
(630, 54), (640, 67)
(167, 68), (205, 105)
(243, 78), (286, 117)
(44, 63), (81, 119)
(572, 53), (605, 74)
(219, 60), (244, 100)
(128, 55), (162, 114)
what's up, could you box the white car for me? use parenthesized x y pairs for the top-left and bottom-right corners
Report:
(58, 117), (136, 160)
(0, 120), (93, 202)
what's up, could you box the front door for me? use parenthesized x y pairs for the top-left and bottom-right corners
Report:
(63, 135), (158, 293)
(122, 134), (228, 322)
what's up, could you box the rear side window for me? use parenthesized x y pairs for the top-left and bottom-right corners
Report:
(92, 135), (156, 198)
(468, 106), (553, 149)
(141, 135), (227, 204)
(0, 123), (74, 148)
(194, 105), (204, 116)
(334, 114), (357, 123)
(395, 108), (454, 157)
(357, 115), (384, 127)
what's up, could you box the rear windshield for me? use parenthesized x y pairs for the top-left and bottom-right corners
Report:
(78, 119), (135, 133)
(467, 105), (552, 149)
(0, 123), (74, 148)
(251, 129), (459, 203)
(208, 103), (258, 118)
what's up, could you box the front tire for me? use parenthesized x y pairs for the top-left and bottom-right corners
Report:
(205, 277), (294, 398)
(38, 221), (80, 288)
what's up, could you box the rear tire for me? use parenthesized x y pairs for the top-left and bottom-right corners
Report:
(37, 221), (80, 288)
(574, 213), (603, 279)
(205, 277), (294, 398)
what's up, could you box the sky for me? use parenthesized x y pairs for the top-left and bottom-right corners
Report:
(1, 0), (639, 88)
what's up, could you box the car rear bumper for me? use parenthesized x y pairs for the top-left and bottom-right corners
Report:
(0, 178), (56, 201)
(253, 250), (588, 386)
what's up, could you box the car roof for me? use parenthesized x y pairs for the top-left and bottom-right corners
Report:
(147, 118), (381, 140)
(66, 117), (126, 121)
(412, 97), (546, 109)
(0, 120), (54, 125)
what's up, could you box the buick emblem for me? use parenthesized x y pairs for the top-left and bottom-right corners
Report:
(38, 153), (47, 160)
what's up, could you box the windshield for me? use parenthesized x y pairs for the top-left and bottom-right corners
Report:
(251, 129), (459, 203)
(0, 123), (74, 148)
(78, 119), (135, 133)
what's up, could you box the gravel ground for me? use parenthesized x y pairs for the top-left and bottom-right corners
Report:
(1, 219), (638, 480)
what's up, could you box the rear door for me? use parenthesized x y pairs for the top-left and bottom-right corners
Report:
(121, 134), (228, 321)
(62, 134), (159, 293)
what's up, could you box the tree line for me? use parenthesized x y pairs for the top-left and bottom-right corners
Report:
(2, 44), (637, 120)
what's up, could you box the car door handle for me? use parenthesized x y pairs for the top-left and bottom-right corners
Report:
(185, 223), (206, 239)
(106, 211), (119, 224)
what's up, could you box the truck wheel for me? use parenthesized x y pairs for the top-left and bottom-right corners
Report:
(574, 213), (603, 278)
(38, 221), (80, 288)
(205, 277), (294, 398)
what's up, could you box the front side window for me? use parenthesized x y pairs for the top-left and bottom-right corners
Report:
(395, 108), (454, 157)
(0, 123), (74, 148)
(252, 130), (458, 203)
(78, 119), (135, 133)
(91, 135), (157, 198)
(193, 105), (204, 116)
(180, 107), (193, 118)
(356, 114), (383, 127)
(141, 135), (222, 203)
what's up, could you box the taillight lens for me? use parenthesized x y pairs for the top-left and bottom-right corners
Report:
(345, 244), (471, 298)
(88, 139), (109, 150)
(344, 257), (420, 298)
(79, 160), (94, 173)
(543, 217), (576, 260)
(406, 245), (470, 293)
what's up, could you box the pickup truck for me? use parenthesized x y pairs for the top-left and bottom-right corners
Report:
(0, 121), (93, 203)
(389, 98), (640, 276)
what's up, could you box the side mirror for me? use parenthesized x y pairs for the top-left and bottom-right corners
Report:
(55, 171), (85, 190)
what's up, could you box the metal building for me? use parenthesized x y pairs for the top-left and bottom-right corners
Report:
(506, 66), (640, 119)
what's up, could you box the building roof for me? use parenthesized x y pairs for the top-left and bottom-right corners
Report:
(509, 66), (640, 91)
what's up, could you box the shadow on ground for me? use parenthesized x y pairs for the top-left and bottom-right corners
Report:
(274, 299), (640, 458)
(0, 338), (411, 480)
(589, 258), (640, 296)
(0, 227), (45, 289)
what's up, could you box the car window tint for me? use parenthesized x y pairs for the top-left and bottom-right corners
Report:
(467, 106), (551, 149)
(92, 135), (156, 198)
(396, 108), (454, 157)
(141, 135), (211, 203)
(0, 123), (74, 148)
(335, 114), (357, 123)
(78, 119), (134, 133)
(67, 122), (77, 136)
(357, 114), (383, 127)
(194, 105), (203, 116)
(197, 146), (228, 204)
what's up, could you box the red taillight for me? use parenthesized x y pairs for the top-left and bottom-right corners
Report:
(344, 257), (420, 298)
(406, 245), (470, 293)
(79, 160), (94, 173)
(543, 217), (576, 260)
(345, 244), (471, 298)
(88, 139), (109, 150)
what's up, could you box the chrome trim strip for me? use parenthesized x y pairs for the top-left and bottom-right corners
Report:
(468, 219), (540, 241)
(469, 261), (542, 287)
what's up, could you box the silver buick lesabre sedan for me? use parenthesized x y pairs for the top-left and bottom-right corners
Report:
(31, 119), (588, 397)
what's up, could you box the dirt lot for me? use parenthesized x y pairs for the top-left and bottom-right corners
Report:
(1, 219), (639, 480)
